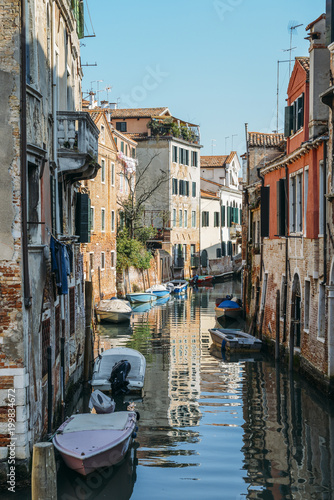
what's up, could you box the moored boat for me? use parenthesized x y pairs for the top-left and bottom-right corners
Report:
(126, 292), (157, 304)
(53, 411), (138, 476)
(95, 299), (132, 324)
(165, 279), (188, 295)
(90, 347), (146, 394)
(209, 327), (262, 352)
(190, 274), (214, 286)
(215, 297), (242, 319)
(145, 284), (170, 298)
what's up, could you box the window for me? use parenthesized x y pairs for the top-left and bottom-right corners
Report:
(119, 211), (125, 230)
(172, 178), (178, 195)
(192, 182), (196, 197)
(132, 148), (136, 159)
(111, 210), (115, 232)
(69, 287), (75, 336)
(173, 209), (177, 227)
(173, 146), (178, 162)
(179, 148), (184, 164)
(216, 248), (221, 258)
(284, 93), (304, 137)
(221, 205), (225, 227)
(179, 209), (182, 227)
(179, 179), (184, 195)
(304, 280), (310, 330)
(111, 163), (115, 186)
(101, 158), (105, 183)
(202, 211), (209, 227)
(276, 178), (286, 236)
(191, 151), (198, 167)
(289, 172), (303, 233)
(116, 122), (127, 132)
(183, 244), (187, 261)
(318, 284), (326, 339)
(214, 212), (220, 227)
(101, 252), (105, 270)
(101, 208), (105, 232)
(111, 251), (115, 268)
(185, 150), (189, 166)
(90, 206), (95, 231)
(192, 211), (196, 228)
(304, 168), (309, 235)
(125, 144), (128, 156)
(101, 125), (105, 143)
(185, 181), (189, 196)
(184, 210), (188, 228)
(121, 141), (124, 153)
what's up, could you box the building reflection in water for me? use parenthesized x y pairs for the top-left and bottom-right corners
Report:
(90, 283), (334, 498)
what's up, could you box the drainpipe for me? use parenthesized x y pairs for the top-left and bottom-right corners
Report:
(257, 166), (265, 282)
(283, 164), (289, 343)
(52, 1), (60, 235)
(244, 123), (249, 316)
(21, 0), (31, 308)
(323, 139), (327, 285)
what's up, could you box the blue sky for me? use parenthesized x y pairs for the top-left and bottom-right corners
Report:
(81, 0), (325, 157)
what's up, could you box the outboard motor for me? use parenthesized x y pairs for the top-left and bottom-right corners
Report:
(109, 360), (131, 397)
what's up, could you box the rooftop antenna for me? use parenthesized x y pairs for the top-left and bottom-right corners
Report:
(287, 22), (303, 77)
(96, 80), (103, 106)
(225, 136), (229, 154)
(276, 60), (290, 132)
(105, 86), (112, 103)
(211, 139), (216, 155)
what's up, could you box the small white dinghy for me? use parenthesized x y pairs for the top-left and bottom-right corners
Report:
(88, 390), (115, 414)
(90, 347), (146, 394)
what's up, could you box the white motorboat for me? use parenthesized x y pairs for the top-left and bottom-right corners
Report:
(90, 347), (146, 394)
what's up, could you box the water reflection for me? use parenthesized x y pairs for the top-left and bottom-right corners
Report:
(10, 281), (334, 499)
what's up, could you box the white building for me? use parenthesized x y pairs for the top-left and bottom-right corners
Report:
(200, 153), (242, 261)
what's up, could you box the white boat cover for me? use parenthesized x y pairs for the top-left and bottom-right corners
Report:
(62, 412), (131, 433)
(96, 299), (132, 313)
(146, 284), (168, 292)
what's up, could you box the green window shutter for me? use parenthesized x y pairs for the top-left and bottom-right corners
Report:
(284, 106), (293, 137)
(221, 205), (225, 227)
(261, 186), (270, 237)
(222, 241), (226, 256)
(76, 192), (90, 243)
(227, 206), (231, 227)
(277, 178), (286, 236)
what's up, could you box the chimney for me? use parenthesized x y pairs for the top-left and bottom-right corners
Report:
(110, 102), (118, 110)
(89, 91), (97, 109)
(100, 100), (109, 109)
(307, 14), (330, 139)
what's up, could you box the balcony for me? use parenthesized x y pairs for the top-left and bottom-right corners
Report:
(147, 118), (200, 144)
(57, 111), (100, 182)
(229, 224), (242, 240)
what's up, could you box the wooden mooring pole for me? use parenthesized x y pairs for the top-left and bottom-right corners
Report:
(31, 442), (57, 500)
(275, 289), (280, 361)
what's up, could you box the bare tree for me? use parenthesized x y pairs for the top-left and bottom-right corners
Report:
(117, 152), (169, 239)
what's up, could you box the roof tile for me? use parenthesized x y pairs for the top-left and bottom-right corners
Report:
(248, 132), (285, 147)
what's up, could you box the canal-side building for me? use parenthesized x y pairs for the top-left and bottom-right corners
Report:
(200, 154), (242, 265)
(0, 0), (99, 478)
(248, 15), (332, 390)
(241, 132), (285, 322)
(81, 105), (137, 304)
(107, 107), (202, 279)
(319, 3), (334, 383)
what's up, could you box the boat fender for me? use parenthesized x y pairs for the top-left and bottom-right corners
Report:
(132, 432), (137, 438)
(135, 411), (140, 421)
(135, 426), (138, 432)
(221, 338), (226, 352)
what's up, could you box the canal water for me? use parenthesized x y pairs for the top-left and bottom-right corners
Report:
(8, 281), (334, 499)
